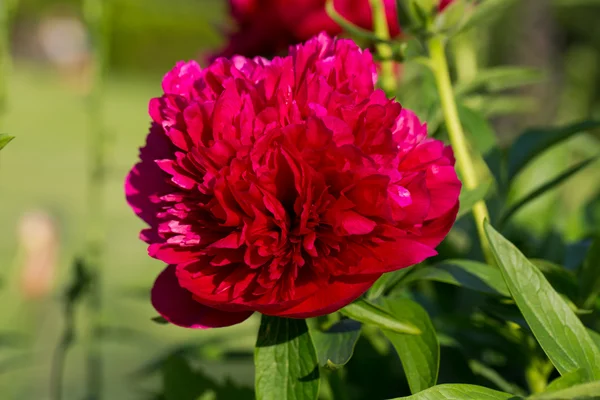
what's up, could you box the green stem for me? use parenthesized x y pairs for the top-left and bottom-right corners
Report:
(369, 0), (396, 95)
(83, 0), (109, 398)
(427, 35), (494, 265)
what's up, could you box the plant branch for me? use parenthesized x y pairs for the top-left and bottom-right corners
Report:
(427, 35), (494, 265)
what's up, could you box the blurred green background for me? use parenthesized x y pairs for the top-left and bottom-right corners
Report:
(1, 0), (600, 399)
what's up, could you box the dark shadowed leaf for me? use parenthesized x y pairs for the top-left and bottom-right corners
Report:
(310, 319), (361, 370)
(507, 120), (600, 180)
(529, 380), (600, 399)
(151, 316), (169, 325)
(402, 260), (509, 297)
(468, 360), (527, 397)
(162, 355), (215, 400)
(254, 316), (319, 400)
(484, 222), (600, 381)
(341, 298), (421, 335)
(389, 384), (516, 399)
(0, 134), (14, 150)
(578, 234), (600, 309)
(500, 156), (598, 227)
(379, 298), (439, 394)
(458, 182), (493, 221)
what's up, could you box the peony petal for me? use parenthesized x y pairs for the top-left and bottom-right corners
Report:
(151, 265), (253, 329)
(425, 165), (461, 220)
(272, 275), (379, 318)
(125, 124), (174, 230)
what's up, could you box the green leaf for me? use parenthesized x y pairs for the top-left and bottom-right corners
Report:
(468, 360), (527, 396)
(529, 380), (600, 399)
(458, 182), (493, 221)
(507, 120), (600, 180)
(531, 260), (579, 302)
(484, 222), (600, 381)
(0, 134), (14, 151)
(455, 67), (543, 96)
(402, 260), (510, 297)
(367, 267), (415, 299)
(162, 355), (216, 400)
(310, 319), (361, 370)
(379, 298), (439, 394)
(578, 234), (600, 309)
(459, 0), (517, 33)
(389, 384), (516, 399)
(457, 103), (497, 155)
(255, 316), (319, 400)
(499, 156), (598, 226)
(587, 329), (600, 351)
(151, 316), (169, 325)
(341, 298), (421, 335)
(545, 368), (586, 392)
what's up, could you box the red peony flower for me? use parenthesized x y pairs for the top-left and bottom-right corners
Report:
(126, 34), (461, 329)
(438, 0), (454, 12)
(216, 0), (400, 58)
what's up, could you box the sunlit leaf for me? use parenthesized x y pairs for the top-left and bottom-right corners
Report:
(529, 380), (600, 399)
(310, 319), (361, 370)
(499, 156), (598, 226)
(389, 384), (515, 399)
(544, 368), (586, 392)
(341, 298), (421, 335)
(367, 267), (415, 299)
(255, 316), (319, 400)
(379, 298), (439, 394)
(484, 222), (600, 381)
(0, 134), (14, 151)
(507, 120), (600, 180)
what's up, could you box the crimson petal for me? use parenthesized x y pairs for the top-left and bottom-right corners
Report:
(151, 265), (253, 329)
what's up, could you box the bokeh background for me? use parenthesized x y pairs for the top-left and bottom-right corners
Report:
(1, 0), (600, 398)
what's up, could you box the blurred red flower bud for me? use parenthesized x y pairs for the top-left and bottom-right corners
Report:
(215, 0), (400, 58)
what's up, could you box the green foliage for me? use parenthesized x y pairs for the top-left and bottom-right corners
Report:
(401, 260), (509, 296)
(390, 384), (515, 400)
(457, 182), (492, 220)
(499, 156), (599, 226)
(485, 222), (600, 381)
(341, 299), (422, 335)
(507, 121), (600, 181)
(310, 319), (361, 370)
(529, 380), (600, 399)
(578, 234), (600, 309)
(254, 316), (319, 400)
(0, 133), (13, 150)
(379, 298), (440, 393)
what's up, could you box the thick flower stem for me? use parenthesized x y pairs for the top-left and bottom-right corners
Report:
(369, 0), (396, 95)
(427, 35), (494, 265)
